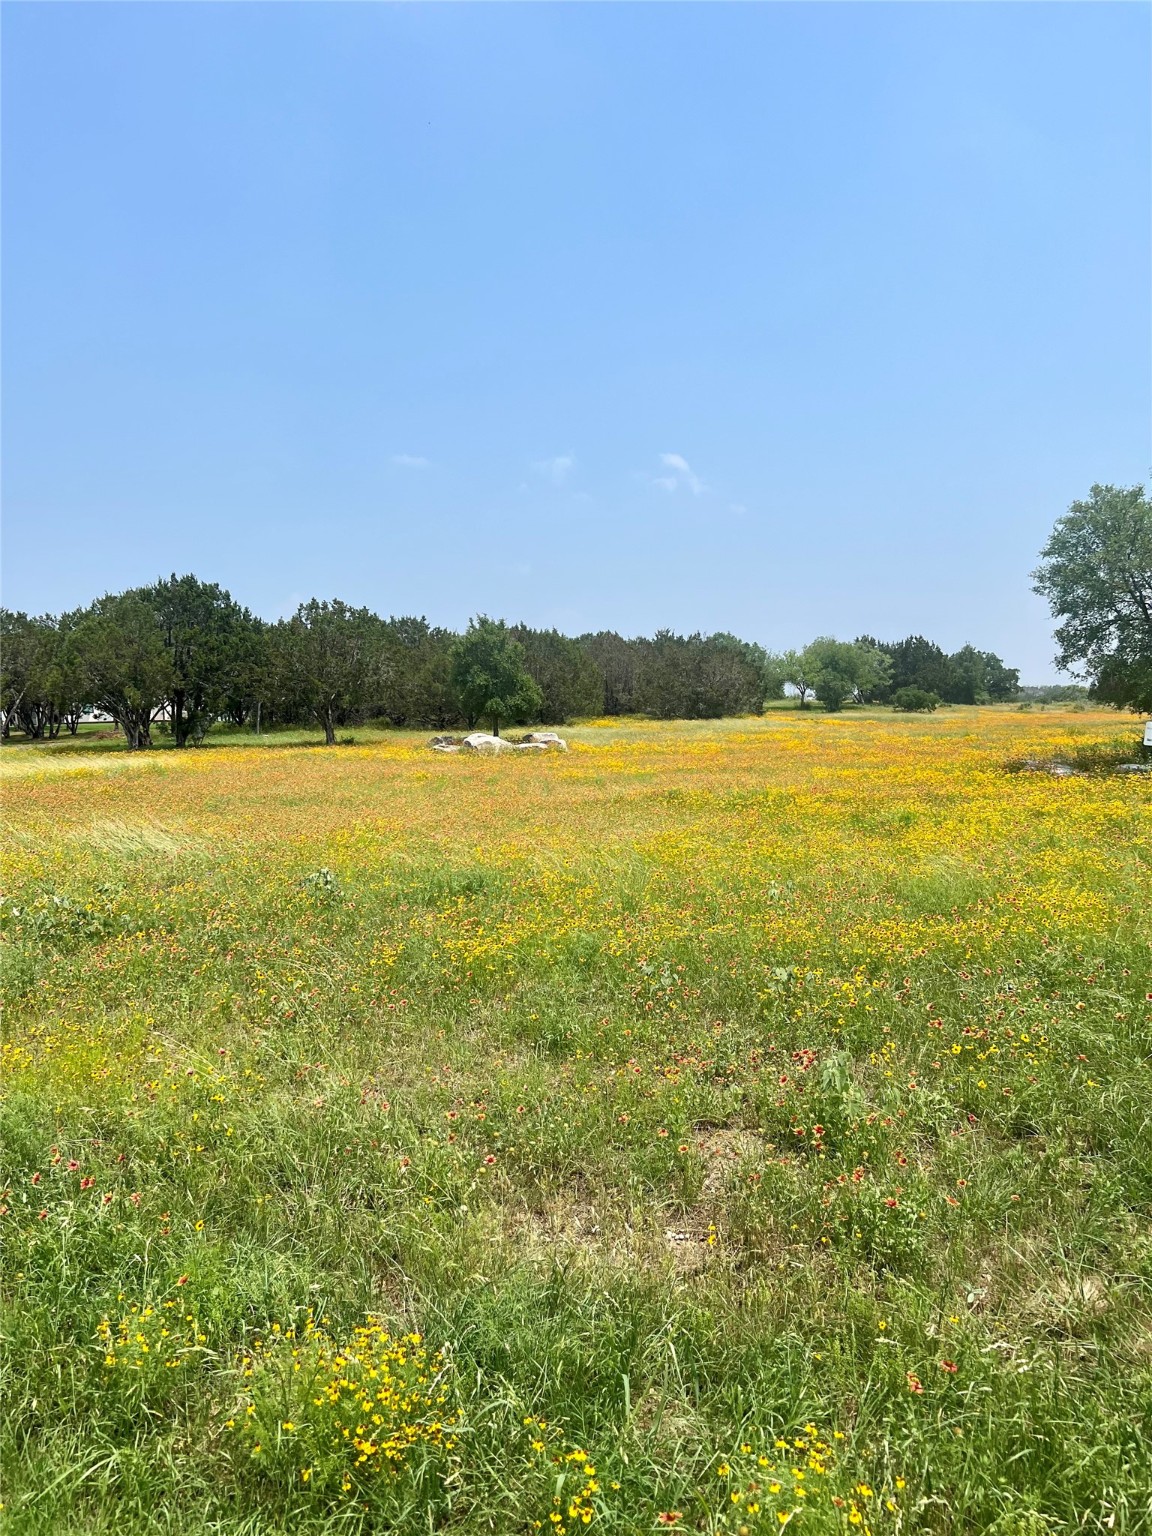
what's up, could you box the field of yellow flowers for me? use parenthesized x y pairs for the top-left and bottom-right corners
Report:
(2, 708), (1150, 1535)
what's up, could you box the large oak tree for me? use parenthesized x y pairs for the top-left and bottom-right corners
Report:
(1033, 484), (1152, 712)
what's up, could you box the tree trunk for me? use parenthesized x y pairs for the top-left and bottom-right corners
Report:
(323, 709), (336, 746)
(118, 708), (153, 750)
(173, 688), (186, 749)
(490, 714), (500, 737)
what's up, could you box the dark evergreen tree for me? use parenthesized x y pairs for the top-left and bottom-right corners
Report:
(378, 618), (459, 728)
(881, 636), (956, 698)
(511, 625), (605, 723)
(634, 631), (769, 719)
(0, 610), (63, 739)
(65, 593), (174, 749)
(576, 632), (644, 715)
(144, 574), (257, 746)
(273, 600), (385, 745)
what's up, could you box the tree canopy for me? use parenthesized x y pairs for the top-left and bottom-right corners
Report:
(800, 637), (890, 712)
(1033, 483), (1152, 712)
(450, 617), (542, 736)
(275, 600), (384, 746)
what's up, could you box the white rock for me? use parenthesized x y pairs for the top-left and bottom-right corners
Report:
(461, 732), (515, 754)
(459, 732), (563, 755)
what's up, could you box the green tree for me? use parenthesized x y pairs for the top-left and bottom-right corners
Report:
(275, 600), (384, 745)
(633, 630), (691, 719)
(377, 617), (460, 729)
(1091, 653), (1152, 714)
(942, 645), (1019, 705)
(0, 610), (62, 739)
(576, 632), (644, 715)
(450, 617), (541, 736)
(945, 644), (990, 705)
(66, 594), (174, 749)
(1032, 483), (1152, 711)
(779, 648), (817, 708)
(510, 625), (605, 723)
(850, 642), (893, 705)
(696, 633), (771, 716)
(144, 574), (256, 746)
(221, 616), (275, 732)
(760, 651), (789, 703)
(633, 632), (768, 720)
(880, 636), (955, 698)
(800, 637), (871, 712)
(980, 651), (1020, 702)
(43, 609), (89, 735)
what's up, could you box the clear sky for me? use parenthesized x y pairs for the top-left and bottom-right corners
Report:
(3, 3), (1148, 681)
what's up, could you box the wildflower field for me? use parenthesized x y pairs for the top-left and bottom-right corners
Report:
(1, 708), (1149, 1535)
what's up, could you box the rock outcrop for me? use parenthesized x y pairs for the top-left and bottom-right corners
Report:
(519, 732), (569, 750)
(428, 732), (569, 755)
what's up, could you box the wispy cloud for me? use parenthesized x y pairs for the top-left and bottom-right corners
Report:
(657, 453), (706, 495)
(533, 454), (575, 486)
(392, 454), (430, 469)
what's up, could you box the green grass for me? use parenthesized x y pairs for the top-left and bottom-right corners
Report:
(1, 711), (1150, 1534)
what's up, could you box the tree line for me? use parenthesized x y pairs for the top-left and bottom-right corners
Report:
(1, 574), (1024, 748)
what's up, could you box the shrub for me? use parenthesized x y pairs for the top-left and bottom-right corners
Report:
(891, 687), (939, 713)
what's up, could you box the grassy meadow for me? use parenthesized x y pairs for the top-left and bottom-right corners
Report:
(1, 708), (1150, 1535)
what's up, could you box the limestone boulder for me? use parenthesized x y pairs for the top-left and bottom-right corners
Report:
(460, 732), (555, 754)
(461, 732), (516, 755)
(520, 732), (569, 750)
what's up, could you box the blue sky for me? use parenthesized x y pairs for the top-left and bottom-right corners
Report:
(3, 3), (1148, 681)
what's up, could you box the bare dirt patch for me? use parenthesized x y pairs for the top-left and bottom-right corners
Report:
(663, 1125), (766, 1274)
